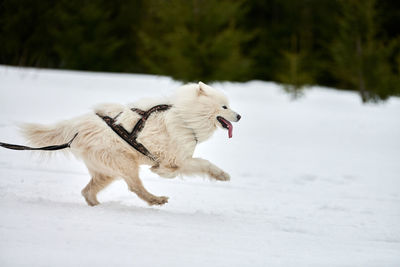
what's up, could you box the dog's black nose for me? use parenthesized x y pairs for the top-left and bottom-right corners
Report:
(237, 114), (241, 121)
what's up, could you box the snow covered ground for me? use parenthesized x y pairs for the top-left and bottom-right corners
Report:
(0, 65), (399, 266)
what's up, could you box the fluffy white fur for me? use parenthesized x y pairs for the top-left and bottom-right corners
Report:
(21, 82), (241, 206)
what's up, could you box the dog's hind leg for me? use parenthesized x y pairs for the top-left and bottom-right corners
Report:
(120, 163), (168, 206)
(81, 171), (115, 206)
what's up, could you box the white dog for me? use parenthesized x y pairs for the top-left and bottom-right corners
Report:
(21, 82), (241, 206)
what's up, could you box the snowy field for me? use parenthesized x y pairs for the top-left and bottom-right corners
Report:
(0, 65), (399, 266)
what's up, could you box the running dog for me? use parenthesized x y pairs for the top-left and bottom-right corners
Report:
(21, 82), (241, 206)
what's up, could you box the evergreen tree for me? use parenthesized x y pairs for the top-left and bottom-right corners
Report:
(275, 35), (314, 97)
(0, 0), (57, 67)
(331, 0), (400, 102)
(245, 0), (338, 96)
(1, 0), (399, 101)
(49, 0), (124, 71)
(137, 0), (252, 82)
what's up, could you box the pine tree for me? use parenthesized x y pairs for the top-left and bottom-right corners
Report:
(0, 0), (57, 67)
(49, 0), (125, 71)
(137, 0), (252, 82)
(276, 35), (314, 97)
(331, 0), (400, 102)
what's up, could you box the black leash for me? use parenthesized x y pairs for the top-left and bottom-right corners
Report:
(0, 133), (78, 151)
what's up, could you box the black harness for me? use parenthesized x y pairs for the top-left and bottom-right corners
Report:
(97, 104), (171, 162)
(0, 105), (172, 163)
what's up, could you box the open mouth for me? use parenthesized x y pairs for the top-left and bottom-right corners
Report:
(217, 116), (233, 138)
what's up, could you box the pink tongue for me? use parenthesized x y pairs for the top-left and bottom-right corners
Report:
(228, 123), (233, 138)
(224, 119), (233, 138)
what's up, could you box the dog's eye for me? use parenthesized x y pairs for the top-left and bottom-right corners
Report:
(222, 106), (228, 109)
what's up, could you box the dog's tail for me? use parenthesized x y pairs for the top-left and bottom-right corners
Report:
(19, 121), (77, 153)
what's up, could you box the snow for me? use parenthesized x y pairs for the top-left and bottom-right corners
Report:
(1, 65), (400, 266)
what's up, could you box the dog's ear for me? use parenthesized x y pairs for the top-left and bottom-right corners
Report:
(198, 81), (208, 96)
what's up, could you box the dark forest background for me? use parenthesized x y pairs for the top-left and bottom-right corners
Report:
(1, 0), (399, 102)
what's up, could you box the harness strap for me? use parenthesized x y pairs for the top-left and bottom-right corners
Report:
(0, 104), (171, 160)
(0, 133), (78, 151)
(97, 104), (171, 162)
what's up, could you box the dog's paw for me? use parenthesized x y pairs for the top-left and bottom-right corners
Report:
(81, 189), (100, 206)
(148, 196), (169, 206)
(210, 170), (231, 181)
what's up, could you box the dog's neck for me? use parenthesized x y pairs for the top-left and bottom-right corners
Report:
(190, 128), (199, 144)
(167, 108), (216, 144)
(183, 119), (216, 143)
(175, 117), (200, 144)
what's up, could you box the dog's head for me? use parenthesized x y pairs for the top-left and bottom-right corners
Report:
(197, 82), (241, 138)
(173, 82), (241, 140)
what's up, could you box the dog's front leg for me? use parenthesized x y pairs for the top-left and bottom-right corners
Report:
(180, 157), (230, 181)
(150, 164), (179, 179)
